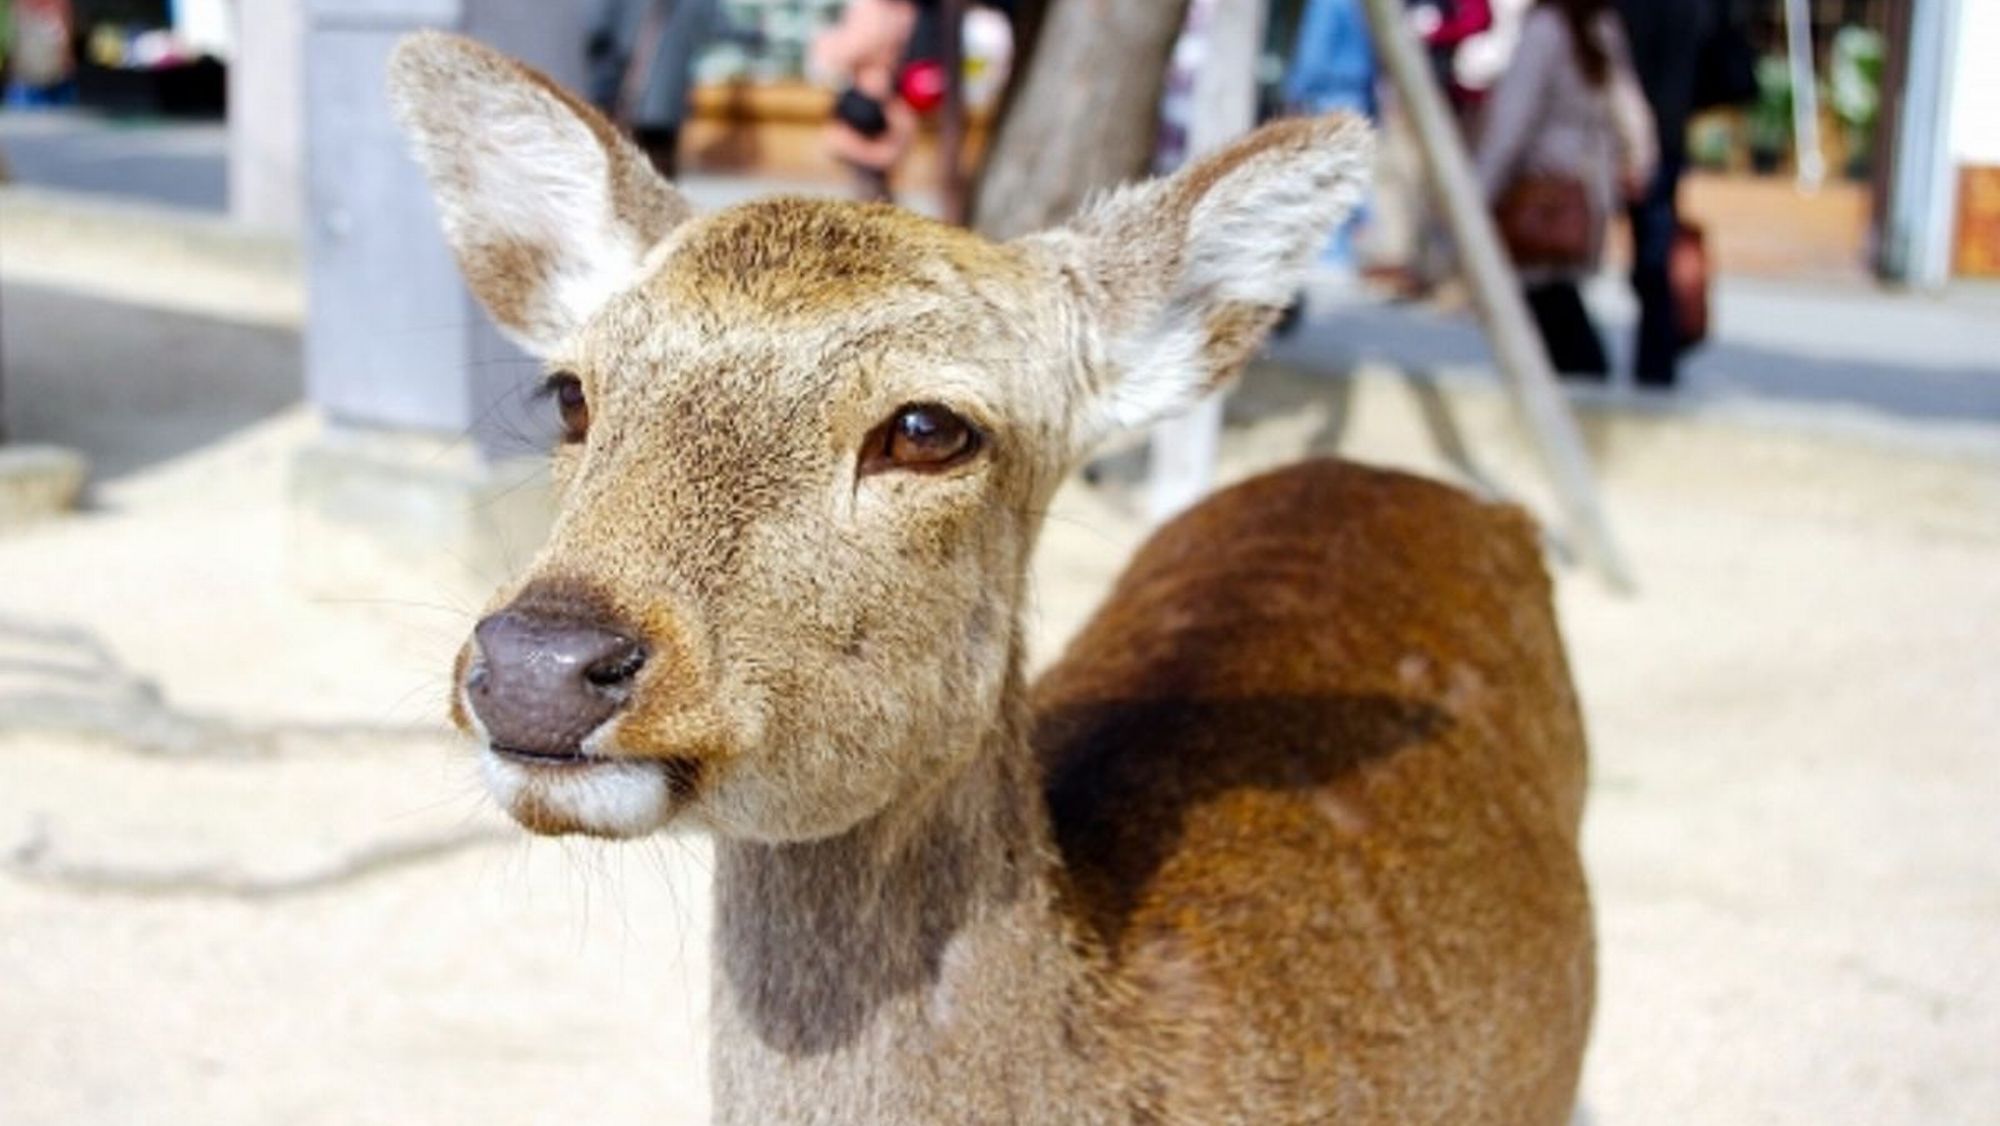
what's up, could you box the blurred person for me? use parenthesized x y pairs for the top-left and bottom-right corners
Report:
(1407, 0), (1493, 112)
(1282, 0), (1377, 278)
(1370, 0), (1493, 297)
(1615, 0), (1715, 388)
(1476, 0), (1653, 379)
(1453, 0), (1533, 107)
(587, 0), (726, 179)
(4, 0), (75, 108)
(1286, 0), (1377, 121)
(812, 0), (922, 203)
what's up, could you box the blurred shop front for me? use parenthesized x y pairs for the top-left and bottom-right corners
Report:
(679, 0), (1012, 187)
(70, 0), (229, 116)
(1678, 0), (1995, 286)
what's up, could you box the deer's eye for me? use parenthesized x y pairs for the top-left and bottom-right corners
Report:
(862, 404), (982, 476)
(543, 373), (589, 444)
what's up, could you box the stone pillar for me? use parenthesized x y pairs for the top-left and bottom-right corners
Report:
(230, 0), (306, 232)
(291, 0), (595, 598)
(229, 0), (304, 232)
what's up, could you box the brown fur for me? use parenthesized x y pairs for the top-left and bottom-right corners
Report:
(390, 34), (1592, 1124)
(1038, 462), (1593, 1123)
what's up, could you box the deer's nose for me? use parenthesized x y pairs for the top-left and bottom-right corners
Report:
(466, 609), (647, 759)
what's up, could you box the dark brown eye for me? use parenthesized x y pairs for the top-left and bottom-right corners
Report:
(862, 403), (982, 475)
(545, 373), (589, 444)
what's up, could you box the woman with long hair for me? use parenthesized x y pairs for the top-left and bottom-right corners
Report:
(1475, 0), (1654, 378)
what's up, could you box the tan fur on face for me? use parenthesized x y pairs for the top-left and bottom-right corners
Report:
(493, 199), (1063, 842)
(395, 35), (1587, 1125)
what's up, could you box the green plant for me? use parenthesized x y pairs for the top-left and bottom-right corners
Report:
(1830, 25), (1884, 177)
(1748, 54), (1793, 166)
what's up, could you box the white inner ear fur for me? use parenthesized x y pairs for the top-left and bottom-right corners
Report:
(1054, 118), (1373, 448)
(470, 107), (650, 349)
(389, 34), (670, 356)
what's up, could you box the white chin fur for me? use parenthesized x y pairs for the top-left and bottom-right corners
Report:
(478, 750), (674, 838)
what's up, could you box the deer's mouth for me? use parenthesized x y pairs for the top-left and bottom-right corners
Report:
(490, 744), (602, 767)
(478, 745), (704, 838)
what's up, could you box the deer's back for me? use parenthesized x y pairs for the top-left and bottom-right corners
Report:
(1033, 459), (1592, 1125)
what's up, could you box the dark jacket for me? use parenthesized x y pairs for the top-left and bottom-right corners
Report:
(1614, 0), (1713, 157)
(588, 0), (724, 130)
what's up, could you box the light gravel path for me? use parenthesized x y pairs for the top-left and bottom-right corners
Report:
(0, 357), (1995, 1123)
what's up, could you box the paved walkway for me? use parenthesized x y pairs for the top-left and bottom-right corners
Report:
(0, 109), (229, 213)
(1274, 275), (2000, 428)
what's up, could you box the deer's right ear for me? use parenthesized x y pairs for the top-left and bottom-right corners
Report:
(1020, 115), (1371, 453)
(388, 32), (693, 356)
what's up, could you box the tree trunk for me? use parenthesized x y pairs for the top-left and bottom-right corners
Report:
(971, 0), (1194, 240)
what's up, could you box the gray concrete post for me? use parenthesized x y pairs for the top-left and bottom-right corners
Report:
(229, 0), (306, 232)
(291, 0), (595, 598)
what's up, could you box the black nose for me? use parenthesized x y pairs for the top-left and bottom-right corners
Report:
(466, 609), (647, 759)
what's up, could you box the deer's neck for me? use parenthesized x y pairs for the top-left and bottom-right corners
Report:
(709, 669), (1120, 1126)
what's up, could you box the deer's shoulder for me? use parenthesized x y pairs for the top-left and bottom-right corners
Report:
(1031, 460), (1592, 1120)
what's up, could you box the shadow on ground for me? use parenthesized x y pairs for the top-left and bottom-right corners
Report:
(0, 282), (300, 480)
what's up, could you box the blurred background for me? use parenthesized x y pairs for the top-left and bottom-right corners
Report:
(0, 1), (1994, 1123)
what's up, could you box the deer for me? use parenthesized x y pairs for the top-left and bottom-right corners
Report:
(389, 31), (1593, 1126)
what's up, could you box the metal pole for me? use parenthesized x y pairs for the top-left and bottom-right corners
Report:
(1361, 0), (1635, 591)
(1786, 0), (1826, 193)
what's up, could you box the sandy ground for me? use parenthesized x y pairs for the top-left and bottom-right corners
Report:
(1, 361), (1997, 1124)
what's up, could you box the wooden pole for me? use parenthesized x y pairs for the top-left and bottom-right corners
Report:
(970, 0), (1193, 240)
(1360, 0), (1635, 591)
(937, 0), (971, 226)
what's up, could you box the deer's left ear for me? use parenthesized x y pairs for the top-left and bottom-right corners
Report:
(1022, 115), (1372, 450)
(388, 32), (694, 356)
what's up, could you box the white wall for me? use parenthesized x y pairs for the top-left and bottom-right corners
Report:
(176, 0), (236, 57)
(1948, 0), (2000, 165)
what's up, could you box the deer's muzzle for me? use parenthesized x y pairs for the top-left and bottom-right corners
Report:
(465, 607), (648, 762)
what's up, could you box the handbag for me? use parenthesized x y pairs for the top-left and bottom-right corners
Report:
(1495, 174), (1594, 270)
(1670, 221), (1711, 349)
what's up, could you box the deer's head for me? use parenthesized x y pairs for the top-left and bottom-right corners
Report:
(389, 33), (1368, 842)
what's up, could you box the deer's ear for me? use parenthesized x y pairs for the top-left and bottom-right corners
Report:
(388, 32), (694, 356)
(1025, 115), (1372, 449)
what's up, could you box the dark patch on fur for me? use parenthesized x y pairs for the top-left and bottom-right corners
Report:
(1039, 694), (1446, 952)
(660, 755), (704, 799)
(717, 803), (986, 1056)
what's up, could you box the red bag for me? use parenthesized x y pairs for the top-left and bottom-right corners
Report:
(1670, 221), (1710, 349)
